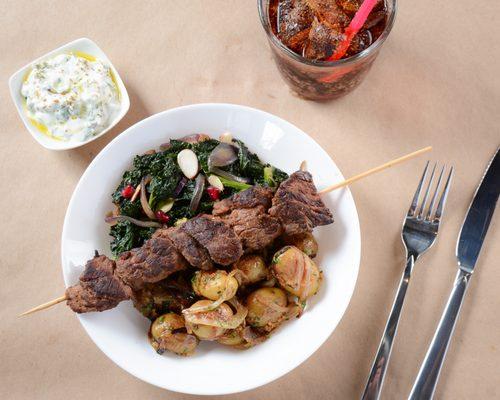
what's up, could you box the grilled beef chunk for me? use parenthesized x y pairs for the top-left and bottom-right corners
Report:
(154, 227), (213, 270)
(132, 272), (197, 320)
(213, 186), (280, 252)
(269, 170), (333, 235)
(221, 206), (282, 252)
(180, 214), (243, 265)
(212, 186), (275, 216)
(65, 255), (132, 313)
(116, 235), (188, 289)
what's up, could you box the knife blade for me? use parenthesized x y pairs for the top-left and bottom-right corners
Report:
(457, 147), (500, 273)
(409, 147), (499, 400)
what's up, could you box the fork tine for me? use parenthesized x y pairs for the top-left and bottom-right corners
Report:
(433, 167), (454, 223)
(425, 165), (445, 221)
(408, 161), (429, 216)
(417, 163), (437, 219)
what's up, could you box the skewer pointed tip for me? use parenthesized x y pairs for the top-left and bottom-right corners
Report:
(319, 146), (433, 195)
(19, 295), (68, 317)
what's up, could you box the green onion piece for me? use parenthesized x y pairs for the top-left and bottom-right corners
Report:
(263, 166), (275, 186)
(217, 176), (252, 191)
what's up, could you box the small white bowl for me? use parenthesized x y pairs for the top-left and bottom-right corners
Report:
(8, 38), (130, 151)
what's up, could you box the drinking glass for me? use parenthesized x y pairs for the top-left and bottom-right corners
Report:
(258, 0), (397, 101)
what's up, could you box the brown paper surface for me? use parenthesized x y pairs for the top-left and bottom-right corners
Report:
(0, 1), (498, 399)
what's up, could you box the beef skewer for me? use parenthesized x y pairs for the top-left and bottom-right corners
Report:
(21, 170), (331, 316)
(20, 147), (431, 316)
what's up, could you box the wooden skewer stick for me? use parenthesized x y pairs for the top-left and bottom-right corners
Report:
(21, 146), (431, 317)
(319, 146), (432, 194)
(19, 295), (67, 316)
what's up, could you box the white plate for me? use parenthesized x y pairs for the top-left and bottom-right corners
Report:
(8, 38), (130, 151)
(61, 103), (360, 395)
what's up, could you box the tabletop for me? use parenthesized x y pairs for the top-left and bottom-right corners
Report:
(1, 1), (499, 399)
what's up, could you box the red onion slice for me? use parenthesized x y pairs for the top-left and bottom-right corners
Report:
(183, 298), (247, 330)
(208, 143), (238, 168)
(255, 295), (289, 314)
(180, 133), (210, 143)
(105, 215), (161, 228)
(140, 177), (157, 220)
(189, 173), (206, 213)
(242, 326), (268, 346)
(159, 142), (171, 151)
(301, 254), (312, 301)
(173, 176), (188, 197)
(184, 271), (238, 314)
(294, 251), (306, 292)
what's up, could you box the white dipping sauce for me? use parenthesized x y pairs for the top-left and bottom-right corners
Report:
(21, 53), (120, 142)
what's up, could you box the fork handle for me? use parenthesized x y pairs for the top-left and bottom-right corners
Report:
(361, 255), (415, 400)
(408, 269), (471, 400)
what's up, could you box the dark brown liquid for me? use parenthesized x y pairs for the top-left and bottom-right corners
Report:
(269, 0), (388, 61)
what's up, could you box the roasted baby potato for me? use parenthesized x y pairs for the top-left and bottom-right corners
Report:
(191, 270), (238, 301)
(246, 287), (288, 331)
(185, 300), (234, 340)
(150, 313), (198, 356)
(283, 233), (318, 258)
(217, 328), (246, 346)
(232, 255), (268, 286)
(271, 246), (322, 300)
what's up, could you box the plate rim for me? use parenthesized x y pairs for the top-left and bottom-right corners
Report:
(61, 102), (361, 395)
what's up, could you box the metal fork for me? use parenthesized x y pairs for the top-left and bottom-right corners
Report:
(361, 162), (453, 400)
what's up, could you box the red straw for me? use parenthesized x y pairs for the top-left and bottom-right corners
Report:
(326, 0), (378, 61)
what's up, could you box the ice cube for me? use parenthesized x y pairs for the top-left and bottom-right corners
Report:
(303, 17), (344, 60)
(305, 0), (350, 27)
(277, 0), (314, 52)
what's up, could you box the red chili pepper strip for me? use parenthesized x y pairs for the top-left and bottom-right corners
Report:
(326, 0), (378, 62)
(155, 210), (170, 224)
(121, 185), (135, 199)
(206, 186), (221, 201)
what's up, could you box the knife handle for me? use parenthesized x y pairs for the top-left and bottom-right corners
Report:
(361, 255), (415, 400)
(408, 269), (471, 400)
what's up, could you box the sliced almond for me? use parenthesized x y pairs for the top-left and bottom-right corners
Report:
(159, 198), (174, 213)
(219, 131), (233, 143)
(208, 175), (224, 191)
(130, 185), (141, 202)
(177, 149), (199, 179)
(174, 217), (188, 227)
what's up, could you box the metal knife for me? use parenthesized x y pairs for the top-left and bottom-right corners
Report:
(408, 147), (500, 400)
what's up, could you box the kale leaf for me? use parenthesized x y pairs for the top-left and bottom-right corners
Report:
(233, 140), (288, 187)
(110, 221), (157, 257)
(148, 157), (182, 210)
(191, 139), (220, 173)
(235, 140), (265, 180)
(109, 137), (288, 257)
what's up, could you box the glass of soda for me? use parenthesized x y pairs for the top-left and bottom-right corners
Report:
(258, 0), (397, 101)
